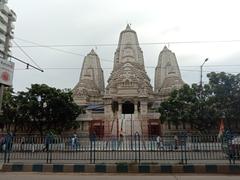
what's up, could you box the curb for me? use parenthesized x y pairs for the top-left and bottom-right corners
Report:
(2, 164), (240, 174)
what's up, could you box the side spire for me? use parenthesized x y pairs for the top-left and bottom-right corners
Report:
(154, 46), (184, 95)
(72, 49), (105, 105)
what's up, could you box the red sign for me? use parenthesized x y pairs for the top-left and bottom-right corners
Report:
(0, 58), (14, 86)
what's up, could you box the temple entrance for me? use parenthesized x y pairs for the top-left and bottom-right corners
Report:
(122, 101), (134, 114)
(148, 120), (161, 137)
(89, 120), (104, 138)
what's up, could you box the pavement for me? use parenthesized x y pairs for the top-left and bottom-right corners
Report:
(0, 173), (240, 180)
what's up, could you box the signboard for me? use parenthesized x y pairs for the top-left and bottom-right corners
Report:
(0, 58), (14, 86)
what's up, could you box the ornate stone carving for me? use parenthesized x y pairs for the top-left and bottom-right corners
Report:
(154, 46), (184, 97)
(72, 49), (104, 105)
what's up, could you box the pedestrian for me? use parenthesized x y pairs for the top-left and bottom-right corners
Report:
(5, 132), (14, 152)
(118, 130), (124, 149)
(174, 135), (178, 150)
(156, 135), (163, 150)
(71, 135), (76, 149)
(31, 136), (35, 153)
(43, 132), (51, 152)
(20, 136), (25, 151)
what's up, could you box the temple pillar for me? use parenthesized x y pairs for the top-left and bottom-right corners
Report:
(134, 102), (138, 116)
(140, 101), (148, 115)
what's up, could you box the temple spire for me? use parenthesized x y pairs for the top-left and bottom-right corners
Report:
(114, 25), (144, 67)
(154, 46), (184, 95)
(72, 49), (105, 105)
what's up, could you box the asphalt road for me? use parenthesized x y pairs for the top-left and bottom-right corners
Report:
(0, 173), (240, 180)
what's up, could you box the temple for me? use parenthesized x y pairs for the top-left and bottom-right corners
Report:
(73, 25), (185, 137)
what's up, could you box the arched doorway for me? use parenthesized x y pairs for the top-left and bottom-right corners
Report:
(122, 101), (134, 114)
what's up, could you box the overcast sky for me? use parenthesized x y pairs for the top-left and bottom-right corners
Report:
(8, 0), (240, 92)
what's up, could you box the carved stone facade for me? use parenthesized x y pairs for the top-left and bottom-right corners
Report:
(155, 46), (184, 97)
(72, 49), (104, 106)
(73, 25), (185, 137)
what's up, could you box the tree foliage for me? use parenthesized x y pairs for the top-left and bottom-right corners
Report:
(159, 72), (240, 132)
(1, 84), (81, 135)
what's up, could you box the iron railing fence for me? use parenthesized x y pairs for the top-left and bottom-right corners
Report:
(0, 133), (239, 164)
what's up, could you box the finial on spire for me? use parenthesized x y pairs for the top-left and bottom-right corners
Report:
(89, 49), (96, 55)
(126, 24), (131, 30)
(163, 45), (169, 50)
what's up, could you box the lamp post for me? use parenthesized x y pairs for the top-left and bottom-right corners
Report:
(200, 58), (208, 97)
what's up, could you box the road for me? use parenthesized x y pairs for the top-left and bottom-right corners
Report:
(0, 173), (240, 180)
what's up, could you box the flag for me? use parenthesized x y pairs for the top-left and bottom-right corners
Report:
(218, 119), (224, 139)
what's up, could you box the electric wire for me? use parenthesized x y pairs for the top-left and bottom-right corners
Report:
(14, 37), (240, 47)
(13, 40), (42, 69)
(14, 37), (240, 66)
(14, 37), (113, 62)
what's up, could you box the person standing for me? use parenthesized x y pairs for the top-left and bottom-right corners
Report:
(43, 132), (51, 152)
(20, 137), (25, 151)
(4, 132), (14, 152)
(174, 135), (178, 150)
(156, 135), (163, 150)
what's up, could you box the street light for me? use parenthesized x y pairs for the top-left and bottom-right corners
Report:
(200, 58), (208, 98)
(200, 58), (209, 88)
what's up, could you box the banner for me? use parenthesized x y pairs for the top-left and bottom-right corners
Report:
(0, 58), (15, 86)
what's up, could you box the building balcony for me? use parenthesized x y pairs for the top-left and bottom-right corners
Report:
(0, 4), (10, 16)
(9, 10), (16, 21)
(10, 22), (14, 29)
(0, 33), (6, 43)
(0, 43), (4, 52)
(0, 11), (8, 24)
(0, 20), (7, 33)
(8, 30), (14, 39)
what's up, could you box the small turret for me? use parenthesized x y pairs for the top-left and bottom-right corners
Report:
(72, 49), (104, 105)
(154, 46), (184, 96)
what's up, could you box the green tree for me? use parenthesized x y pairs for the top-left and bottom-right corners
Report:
(207, 72), (240, 129)
(159, 72), (240, 133)
(159, 84), (218, 132)
(1, 84), (81, 135)
(0, 88), (17, 131)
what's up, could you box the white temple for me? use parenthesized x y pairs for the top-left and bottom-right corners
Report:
(73, 25), (185, 137)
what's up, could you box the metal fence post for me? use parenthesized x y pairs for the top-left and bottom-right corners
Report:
(93, 135), (96, 164)
(134, 132), (140, 163)
(4, 133), (13, 163)
(90, 136), (92, 164)
(3, 142), (7, 163)
(184, 136), (187, 164)
(45, 134), (53, 164)
(49, 140), (52, 164)
(180, 135), (184, 164)
(90, 133), (96, 164)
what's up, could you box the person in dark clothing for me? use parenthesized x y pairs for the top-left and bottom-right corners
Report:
(5, 132), (14, 152)
(42, 132), (52, 152)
